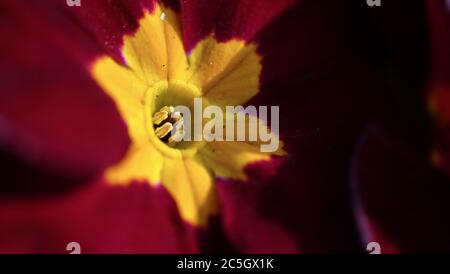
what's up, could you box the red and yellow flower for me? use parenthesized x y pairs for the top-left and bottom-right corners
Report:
(1, 0), (450, 254)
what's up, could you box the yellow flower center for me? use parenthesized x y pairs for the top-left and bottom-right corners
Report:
(90, 3), (284, 227)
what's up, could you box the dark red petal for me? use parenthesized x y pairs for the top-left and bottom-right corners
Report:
(0, 0), (130, 180)
(0, 148), (82, 196)
(240, 1), (389, 252)
(427, 0), (450, 175)
(428, 0), (450, 83)
(216, 160), (300, 253)
(0, 180), (200, 254)
(255, 0), (355, 86)
(47, 0), (158, 63)
(352, 126), (450, 253)
(354, 206), (400, 254)
(180, 0), (297, 51)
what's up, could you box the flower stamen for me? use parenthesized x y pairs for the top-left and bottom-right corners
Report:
(153, 105), (185, 144)
(155, 122), (173, 139)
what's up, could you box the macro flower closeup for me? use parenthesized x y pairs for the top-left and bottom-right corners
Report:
(0, 0), (449, 254)
(91, 1), (284, 228)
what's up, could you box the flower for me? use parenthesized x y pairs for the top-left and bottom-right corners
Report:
(1, 0), (447, 254)
(0, 0), (301, 253)
(91, 2), (283, 227)
(350, 0), (450, 253)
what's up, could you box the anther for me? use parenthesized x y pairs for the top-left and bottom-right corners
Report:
(152, 105), (185, 144)
(155, 122), (173, 139)
(153, 111), (168, 125)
